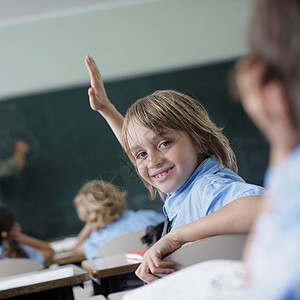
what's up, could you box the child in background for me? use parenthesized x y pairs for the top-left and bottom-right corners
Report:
(234, 0), (300, 298)
(84, 56), (264, 280)
(73, 180), (164, 260)
(0, 205), (55, 265)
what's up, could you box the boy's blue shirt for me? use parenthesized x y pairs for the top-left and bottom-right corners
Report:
(163, 156), (265, 231)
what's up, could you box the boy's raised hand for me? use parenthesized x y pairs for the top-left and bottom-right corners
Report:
(84, 55), (111, 112)
(84, 55), (125, 145)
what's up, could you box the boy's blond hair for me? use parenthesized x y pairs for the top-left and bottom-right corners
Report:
(122, 90), (237, 200)
(74, 180), (127, 230)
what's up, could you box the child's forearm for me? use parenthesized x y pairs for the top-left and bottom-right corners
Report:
(13, 140), (29, 170)
(172, 196), (264, 246)
(135, 196), (263, 283)
(18, 233), (55, 264)
(75, 223), (92, 247)
(73, 223), (92, 257)
(18, 233), (52, 250)
(97, 102), (124, 146)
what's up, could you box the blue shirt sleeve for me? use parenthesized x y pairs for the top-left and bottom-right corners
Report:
(21, 244), (45, 265)
(203, 178), (265, 215)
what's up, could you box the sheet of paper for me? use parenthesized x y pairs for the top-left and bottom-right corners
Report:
(52, 250), (74, 260)
(50, 237), (77, 252)
(123, 260), (247, 300)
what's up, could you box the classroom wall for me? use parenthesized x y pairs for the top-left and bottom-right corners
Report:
(0, 0), (253, 100)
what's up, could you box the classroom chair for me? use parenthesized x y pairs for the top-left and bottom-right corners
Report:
(97, 230), (147, 257)
(162, 233), (248, 272)
(0, 258), (44, 278)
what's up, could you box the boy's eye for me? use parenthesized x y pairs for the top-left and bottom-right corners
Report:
(159, 140), (172, 149)
(136, 151), (147, 159)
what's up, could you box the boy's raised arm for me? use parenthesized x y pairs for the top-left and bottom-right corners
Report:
(85, 55), (124, 146)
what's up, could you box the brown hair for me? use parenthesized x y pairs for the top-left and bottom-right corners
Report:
(122, 90), (237, 200)
(248, 0), (300, 129)
(74, 180), (127, 230)
(0, 206), (28, 259)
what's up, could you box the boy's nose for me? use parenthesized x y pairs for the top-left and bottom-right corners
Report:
(148, 151), (163, 168)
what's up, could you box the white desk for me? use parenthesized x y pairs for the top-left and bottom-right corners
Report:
(82, 254), (141, 278)
(50, 251), (86, 266)
(0, 264), (89, 300)
(82, 254), (143, 296)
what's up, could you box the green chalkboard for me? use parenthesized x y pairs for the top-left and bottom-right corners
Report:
(0, 59), (269, 240)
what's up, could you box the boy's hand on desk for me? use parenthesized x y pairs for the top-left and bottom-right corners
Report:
(84, 55), (111, 112)
(135, 234), (180, 283)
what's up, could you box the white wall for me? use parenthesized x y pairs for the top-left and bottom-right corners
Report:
(0, 0), (253, 100)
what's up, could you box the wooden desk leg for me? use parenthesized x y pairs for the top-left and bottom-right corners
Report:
(92, 273), (143, 297)
(92, 276), (120, 297)
(57, 285), (75, 300)
(92, 276), (121, 297)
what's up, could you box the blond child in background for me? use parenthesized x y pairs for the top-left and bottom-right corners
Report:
(73, 180), (164, 260)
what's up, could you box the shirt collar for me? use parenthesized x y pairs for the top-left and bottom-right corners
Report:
(163, 156), (222, 221)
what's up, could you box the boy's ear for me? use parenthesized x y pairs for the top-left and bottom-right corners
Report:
(196, 141), (208, 154)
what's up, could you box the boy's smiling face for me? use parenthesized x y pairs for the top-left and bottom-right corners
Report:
(127, 121), (202, 194)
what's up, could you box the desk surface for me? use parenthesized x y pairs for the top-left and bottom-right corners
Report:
(0, 264), (89, 299)
(48, 236), (85, 266)
(50, 251), (85, 266)
(81, 254), (141, 278)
